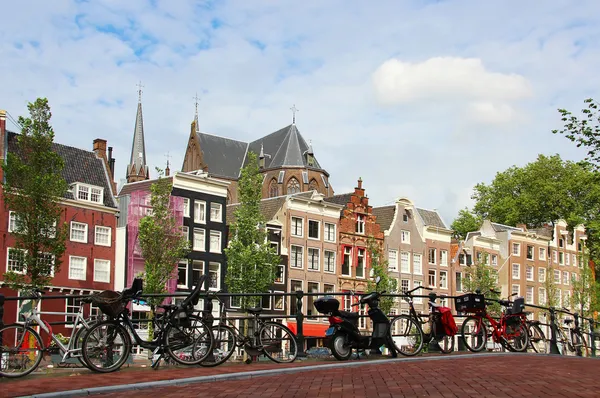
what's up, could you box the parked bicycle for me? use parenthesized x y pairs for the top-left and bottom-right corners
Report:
(198, 291), (298, 366)
(80, 277), (214, 372)
(522, 312), (548, 354)
(552, 308), (592, 357)
(388, 285), (455, 356)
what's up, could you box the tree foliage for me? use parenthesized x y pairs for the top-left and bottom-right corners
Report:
(570, 247), (599, 318)
(224, 151), (280, 309)
(544, 262), (561, 312)
(451, 208), (482, 240)
(2, 98), (68, 289)
(366, 237), (398, 314)
(461, 252), (501, 316)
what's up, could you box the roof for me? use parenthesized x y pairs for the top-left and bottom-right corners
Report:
(128, 100), (148, 175)
(372, 205), (396, 232)
(491, 222), (522, 232)
(7, 131), (117, 208)
(226, 191), (316, 224)
(196, 133), (248, 179)
(530, 226), (553, 238)
(323, 193), (353, 207)
(117, 177), (172, 197)
(416, 208), (447, 229)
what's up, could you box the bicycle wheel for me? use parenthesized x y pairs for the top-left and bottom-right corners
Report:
(528, 323), (548, 354)
(389, 315), (423, 356)
(461, 316), (488, 352)
(72, 321), (97, 368)
(165, 315), (214, 366)
(504, 322), (529, 352)
(0, 324), (44, 378)
(572, 331), (592, 357)
(199, 325), (237, 367)
(438, 334), (455, 354)
(259, 322), (298, 363)
(81, 321), (131, 373)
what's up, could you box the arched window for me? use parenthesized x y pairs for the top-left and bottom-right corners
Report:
(308, 178), (319, 192)
(269, 178), (279, 198)
(287, 177), (300, 194)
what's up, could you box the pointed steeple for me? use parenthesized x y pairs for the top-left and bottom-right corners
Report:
(193, 92), (200, 134)
(126, 82), (149, 183)
(259, 143), (265, 169)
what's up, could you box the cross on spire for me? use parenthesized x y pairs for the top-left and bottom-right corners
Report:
(290, 104), (299, 124)
(165, 151), (172, 168)
(193, 92), (201, 116)
(136, 81), (144, 102)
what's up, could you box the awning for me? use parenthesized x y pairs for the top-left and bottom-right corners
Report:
(287, 322), (330, 337)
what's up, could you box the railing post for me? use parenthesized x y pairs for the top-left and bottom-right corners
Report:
(0, 293), (4, 328)
(549, 308), (561, 355)
(457, 316), (466, 351)
(427, 292), (442, 353)
(295, 291), (306, 357)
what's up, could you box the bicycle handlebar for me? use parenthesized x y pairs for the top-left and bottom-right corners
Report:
(404, 285), (433, 295)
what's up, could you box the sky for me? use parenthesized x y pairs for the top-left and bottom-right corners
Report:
(1, 0), (599, 226)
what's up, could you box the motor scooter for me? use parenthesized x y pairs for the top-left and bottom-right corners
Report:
(314, 276), (397, 360)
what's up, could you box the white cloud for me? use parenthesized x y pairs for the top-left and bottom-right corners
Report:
(465, 101), (518, 125)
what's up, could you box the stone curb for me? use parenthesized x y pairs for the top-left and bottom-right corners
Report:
(17, 352), (569, 397)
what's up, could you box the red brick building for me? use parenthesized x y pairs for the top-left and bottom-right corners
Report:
(0, 110), (118, 335)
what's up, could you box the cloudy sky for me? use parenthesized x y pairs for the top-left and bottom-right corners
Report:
(1, 0), (598, 225)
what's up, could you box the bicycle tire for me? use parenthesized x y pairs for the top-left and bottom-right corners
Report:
(199, 325), (237, 367)
(389, 315), (424, 356)
(438, 334), (455, 354)
(165, 315), (214, 366)
(259, 322), (298, 363)
(81, 320), (131, 373)
(461, 316), (488, 352)
(504, 322), (529, 352)
(572, 330), (591, 357)
(528, 323), (548, 354)
(0, 324), (44, 378)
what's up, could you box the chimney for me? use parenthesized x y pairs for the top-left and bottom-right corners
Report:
(93, 138), (107, 160)
(357, 177), (362, 189)
(108, 146), (115, 177)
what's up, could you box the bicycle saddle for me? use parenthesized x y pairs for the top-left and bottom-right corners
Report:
(247, 307), (263, 314)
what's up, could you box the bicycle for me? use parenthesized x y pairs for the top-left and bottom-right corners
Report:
(459, 291), (529, 353)
(198, 291), (298, 367)
(521, 312), (548, 354)
(0, 288), (99, 378)
(80, 276), (214, 373)
(388, 285), (455, 356)
(552, 308), (592, 357)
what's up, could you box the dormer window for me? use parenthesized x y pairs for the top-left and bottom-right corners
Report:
(73, 183), (104, 204)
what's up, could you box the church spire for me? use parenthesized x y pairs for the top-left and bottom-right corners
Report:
(193, 92), (200, 134)
(126, 81), (149, 183)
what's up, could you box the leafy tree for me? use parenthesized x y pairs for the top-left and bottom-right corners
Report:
(451, 208), (482, 240)
(224, 151), (280, 309)
(138, 170), (191, 339)
(544, 262), (561, 312)
(570, 247), (599, 318)
(2, 98), (68, 290)
(366, 237), (398, 315)
(461, 252), (501, 316)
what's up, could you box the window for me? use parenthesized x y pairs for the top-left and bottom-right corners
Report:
(8, 211), (24, 233)
(526, 266), (534, 281)
(428, 270), (436, 288)
(65, 298), (80, 324)
(401, 279), (410, 294)
(573, 254), (577, 267)
(183, 198), (190, 217)
(356, 248), (365, 278)
(182, 226), (189, 241)
(559, 238), (564, 248)
(194, 200), (206, 223)
(552, 250), (557, 263)
(538, 267), (546, 283)
(512, 243), (520, 256)
(290, 245), (304, 268)
(559, 252), (564, 265)
(210, 203), (222, 222)
(287, 178), (300, 194)
(526, 286), (534, 304)
(539, 287), (547, 305)
(209, 231), (221, 253)
(401, 230), (410, 243)
(413, 254), (422, 275)
(90, 187), (103, 203)
(269, 179), (278, 198)
(301, 171), (309, 184)
(308, 248), (320, 271)
(440, 250), (448, 266)
(324, 251), (336, 273)
(192, 261), (203, 288)
(554, 270), (560, 284)
(70, 222), (88, 243)
(413, 280), (423, 303)
(193, 228), (205, 251)
(307, 282), (319, 316)
(564, 290), (571, 308)
(208, 262), (220, 290)
(178, 262), (188, 288)
(342, 247), (352, 276)
(308, 220), (320, 239)
(456, 273), (463, 292)
(476, 252), (482, 264)
(556, 290), (562, 307)
(539, 247), (546, 260)
(261, 293), (271, 311)
(93, 259), (110, 283)
(403, 213), (408, 223)
(512, 263), (520, 279)
(273, 291), (284, 310)
(388, 250), (398, 271)
(291, 217), (303, 237)
(526, 245), (534, 260)
(324, 223), (336, 242)
(74, 183), (103, 204)
(290, 280), (303, 315)
(428, 248), (436, 264)
(491, 254), (498, 267)
(565, 252), (570, 265)
(459, 254), (466, 265)
(230, 296), (242, 309)
(69, 256), (87, 280)
(512, 284), (520, 296)
(94, 226), (111, 246)
(400, 251), (410, 273)
(439, 271), (448, 289)
(563, 271), (569, 285)
(356, 215), (365, 234)
(6, 248), (25, 274)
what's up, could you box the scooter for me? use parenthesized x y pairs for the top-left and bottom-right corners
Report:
(314, 276), (397, 360)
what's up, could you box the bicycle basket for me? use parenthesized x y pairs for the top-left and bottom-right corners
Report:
(90, 290), (124, 318)
(508, 297), (525, 315)
(454, 293), (485, 313)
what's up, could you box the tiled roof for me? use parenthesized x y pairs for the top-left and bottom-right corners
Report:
(491, 222), (522, 232)
(7, 131), (117, 208)
(117, 177), (172, 197)
(416, 208), (447, 229)
(226, 191), (316, 224)
(372, 205), (395, 232)
(531, 226), (553, 238)
(194, 133), (248, 179)
(323, 193), (353, 207)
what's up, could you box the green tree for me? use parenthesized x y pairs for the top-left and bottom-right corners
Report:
(451, 208), (482, 240)
(138, 170), (191, 339)
(544, 262), (560, 311)
(224, 151), (280, 309)
(461, 252), (501, 316)
(2, 98), (68, 290)
(366, 237), (398, 314)
(570, 247), (599, 318)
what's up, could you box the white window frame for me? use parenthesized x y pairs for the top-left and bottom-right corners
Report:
(307, 219), (320, 240)
(291, 217), (304, 237)
(324, 250), (336, 274)
(559, 252), (564, 265)
(526, 265), (534, 281)
(93, 259), (111, 283)
(439, 270), (448, 289)
(538, 267), (546, 283)
(177, 261), (188, 289)
(526, 286), (534, 304)
(74, 183), (104, 204)
(401, 230), (410, 244)
(512, 284), (520, 296)
(342, 246), (352, 276)
(413, 280), (423, 303)
(526, 245), (534, 260)
(563, 271), (569, 285)
(68, 256), (87, 281)
(208, 262), (221, 291)
(8, 211), (24, 233)
(512, 242), (521, 256)
(388, 249), (398, 271)
(554, 269), (561, 284)
(290, 245), (304, 269)
(539, 287), (547, 305)
(413, 253), (422, 275)
(275, 264), (285, 284)
(552, 250), (558, 263)
(194, 200), (206, 224)
(193, 228), (206, 251)
(356, 248), (366, 278)
(210, 203), (222, 222)
(191, 260), (204, 289)
(400, 251), (410, 273)
(6, 247), (26, 274)
(566, 251), (570, 265)
(324, 223), (336, 242)
(512, 263), (520, 280)
(182, 225), (189, 241)
(428, 270), (436, 288)
(183, 198), (190, 218)
(273, 290), (285, 311)
(401, 279), (410, 294)
(428, 248), (436, 265)
(356, 215), (365, 234)
(94, 225), (112, 247)
(70, 221), (88, 243)
(307, 247), (320, 271)
(491, 254), (498, 267)
(539, 247), (546, 260)
(209, 230), (222, 253)
(440, 250), (448, 267)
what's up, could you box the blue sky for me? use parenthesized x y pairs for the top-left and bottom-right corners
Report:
(1, 0), (599, 225)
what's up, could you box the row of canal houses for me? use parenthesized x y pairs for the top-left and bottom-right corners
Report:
(0, 99), (590, 352)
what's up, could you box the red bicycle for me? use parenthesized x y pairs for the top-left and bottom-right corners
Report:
(457, 291), (530, 352)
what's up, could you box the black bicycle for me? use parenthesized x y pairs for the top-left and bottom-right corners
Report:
(81, 276), (214, 372)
